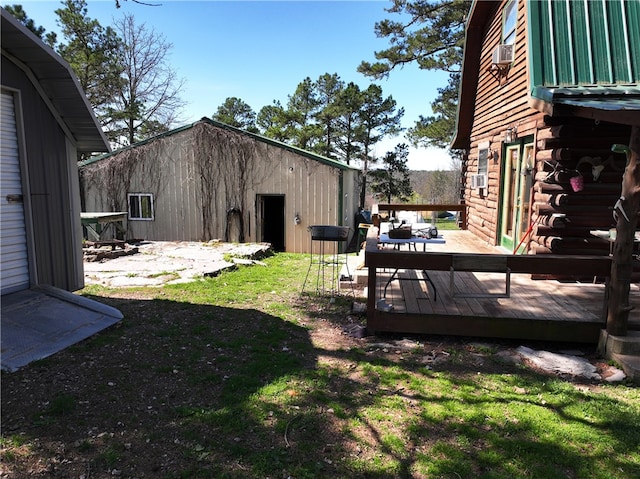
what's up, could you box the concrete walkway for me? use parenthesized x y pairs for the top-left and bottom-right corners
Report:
(1, 286), (122, 371)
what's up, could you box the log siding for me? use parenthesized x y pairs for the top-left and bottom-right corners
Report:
(459, 0), (630, 256)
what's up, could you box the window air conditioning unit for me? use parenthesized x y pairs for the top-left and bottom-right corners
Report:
(492, 44), (514, 65)
(471, 174), (487, 189)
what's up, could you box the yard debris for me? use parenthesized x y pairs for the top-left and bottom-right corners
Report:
(420, 350), (450, 365)
(83, 244), (138, 262)
(602, 367), (627, 382)
(284, 413), (302, 448)
(231, 258), (267, 266)
(343, 323), (367, 338)
(203, 264), (237, 277)
(351, 302), (367, 314)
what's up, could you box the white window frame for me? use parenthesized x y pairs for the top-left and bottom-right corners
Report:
(503, 0), (517, 45)
(478, 142), (490, 176)
(127, 193), (154, 221)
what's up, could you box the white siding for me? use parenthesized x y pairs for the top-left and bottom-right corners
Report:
(0, 91), (29, 294)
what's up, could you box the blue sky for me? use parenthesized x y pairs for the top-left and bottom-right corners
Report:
(19, 0), (453, 169)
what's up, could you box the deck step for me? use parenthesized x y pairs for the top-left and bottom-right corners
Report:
(598, 330), (640, 383)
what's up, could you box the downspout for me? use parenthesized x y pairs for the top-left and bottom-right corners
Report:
(338, 170), (344, 253)
(338, 169), (344, 226)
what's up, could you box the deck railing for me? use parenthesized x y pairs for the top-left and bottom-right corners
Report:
(364, 226), (613, 338)
(374, 203), (468, 229)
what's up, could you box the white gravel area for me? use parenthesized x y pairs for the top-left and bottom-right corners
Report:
(83, 240), (272, 287)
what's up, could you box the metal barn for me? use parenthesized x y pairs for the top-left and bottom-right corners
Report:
(81, 119), (362, 253)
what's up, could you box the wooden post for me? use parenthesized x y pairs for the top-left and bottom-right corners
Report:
(364, 229), (380, 334)
(606, 125), (640, 335)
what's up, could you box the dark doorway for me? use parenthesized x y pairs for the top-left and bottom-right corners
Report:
(258, 195), (285, 252)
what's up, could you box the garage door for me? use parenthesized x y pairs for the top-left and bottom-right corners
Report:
(1, 90), (30, 294)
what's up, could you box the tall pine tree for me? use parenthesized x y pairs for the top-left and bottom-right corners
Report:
(359, 0), (470, 152)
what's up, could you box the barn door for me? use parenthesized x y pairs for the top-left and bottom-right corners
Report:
(499, 141), (534, 253)
(257, 195), (285, 252)
(1, 91), (31, 294)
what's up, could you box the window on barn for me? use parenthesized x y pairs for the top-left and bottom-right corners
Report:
(128, 193), (154, 221)
(503, 0), (517, 45)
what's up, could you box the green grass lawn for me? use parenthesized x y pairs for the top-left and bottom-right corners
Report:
(432, 218), (460, 230)
(1, 252), (639, 479)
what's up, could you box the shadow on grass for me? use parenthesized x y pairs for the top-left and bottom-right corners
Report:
(306, 295), (640, 478)
(2, 296), (322, 478)
(1, 292), (639, 479)
(289, 292), (640, 479)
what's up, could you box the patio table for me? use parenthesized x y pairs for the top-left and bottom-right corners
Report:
(378, 233), (446, 301)
(590, 229), (640, 256)
(379, 232), (446, 251)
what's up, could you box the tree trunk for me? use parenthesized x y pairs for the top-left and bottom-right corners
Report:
(359, 173), (367, 209)
(606, 125), (640, 335)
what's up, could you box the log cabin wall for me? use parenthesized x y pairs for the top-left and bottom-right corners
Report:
(531, 118), (629, 255)
(463, 0), (630, 256)
(465, 0), (536, 246)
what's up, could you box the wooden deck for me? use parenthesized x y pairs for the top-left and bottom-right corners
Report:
(364, 230), (640, 343)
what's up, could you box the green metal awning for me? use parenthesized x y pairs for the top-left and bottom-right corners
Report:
(528, 1), (640, 88)
(527, 0), (640, 126)
(531, 86), (640, 126)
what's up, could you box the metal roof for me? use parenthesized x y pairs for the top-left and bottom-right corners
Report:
(531, 85), (640, 126)
(528, 0), (640, 88)
(1, 8), (110, 153)
(527, 0), (640, 126)
(82, 117), (360, 172)
(452, 0), (640, 148)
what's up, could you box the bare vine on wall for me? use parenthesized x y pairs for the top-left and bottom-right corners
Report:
(220, 131), (259, 242)
(189, 122), (262, 242)
(80, 140), (168, 237)
(191, 123), (219, 240)
(84, 120), (287, 243)
(81, 151), (135, 213)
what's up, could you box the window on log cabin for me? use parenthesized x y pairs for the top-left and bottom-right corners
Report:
(128, 193), (155, 221)
(478, 142), (489, 176)
(503, 0), (517, 45)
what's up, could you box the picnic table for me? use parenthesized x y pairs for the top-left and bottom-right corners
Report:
(81, 212), (127, 244)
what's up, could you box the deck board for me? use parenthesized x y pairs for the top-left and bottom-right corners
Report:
(365, 230), (640, 342)
(381, 269), (606, 322)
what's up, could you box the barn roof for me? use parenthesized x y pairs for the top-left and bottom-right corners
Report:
(452, 0), (640, 149)
(81, 117), (360, 171)
(1, 8), (110, 153)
